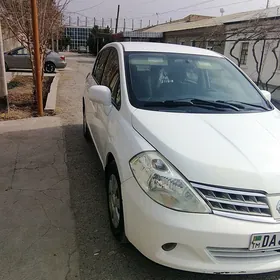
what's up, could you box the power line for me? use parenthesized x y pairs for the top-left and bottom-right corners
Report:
(127, 0), (216, 19)
(127, 0), (257, 20)
(158, 0), (216, 16)
(69, 1), (105, 14)
(64, 0), (260, 29)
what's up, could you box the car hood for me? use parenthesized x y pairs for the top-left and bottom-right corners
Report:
(132, 109), (280, 194)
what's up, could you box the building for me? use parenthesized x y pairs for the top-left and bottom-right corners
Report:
(141, 7), (280, 89)
(112, 31), (163, 42)
(2, 26), (20, 52)
(142, 12), (258, 54)
(64, 26), (92, 50)
(223, 6), (280, 87)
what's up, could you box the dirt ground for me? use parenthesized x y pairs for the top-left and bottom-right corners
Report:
(0, 75), (53, 121)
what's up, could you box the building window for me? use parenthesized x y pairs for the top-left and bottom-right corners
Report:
(240, 42), (249, 65)
(206, 40), (214, 50)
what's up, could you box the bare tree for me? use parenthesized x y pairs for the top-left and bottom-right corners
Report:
(223, 15), (280, 93)
(0, 0), (70, 108)
(265, 39), (280, 92)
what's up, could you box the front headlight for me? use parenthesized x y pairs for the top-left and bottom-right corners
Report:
(129, 151), (211, 213)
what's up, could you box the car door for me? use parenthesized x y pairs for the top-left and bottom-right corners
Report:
(9, 47), (31, 69)
(85, 48), (110, 157)
(5, 48), (21, 69)
(97, 47), (121, 162)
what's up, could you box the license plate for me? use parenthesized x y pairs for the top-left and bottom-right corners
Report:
(249, 232), (280, 251)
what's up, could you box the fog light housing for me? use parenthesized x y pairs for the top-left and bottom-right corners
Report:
(162, 243), (177, 251)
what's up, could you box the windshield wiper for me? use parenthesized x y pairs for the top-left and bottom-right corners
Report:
(143, 100), (226, 111)
(144, 100), (192, 107)
(187, 98), (240, 111)
(217, 100), (269, 111)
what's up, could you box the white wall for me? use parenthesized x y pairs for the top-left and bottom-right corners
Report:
(224, 30), (280, 87)
(2, 27), (20, 52)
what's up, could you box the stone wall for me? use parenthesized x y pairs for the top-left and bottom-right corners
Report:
(164, 25), (226, 54)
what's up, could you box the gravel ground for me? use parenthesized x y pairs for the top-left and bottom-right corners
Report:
(57, 53), (280, 280)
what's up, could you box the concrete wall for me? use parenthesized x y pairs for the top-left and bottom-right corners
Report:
(224, 21), (280, 87)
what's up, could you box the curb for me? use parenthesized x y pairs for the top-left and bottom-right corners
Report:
(6, 71), (16, 83)
(44, 73), (60, 113)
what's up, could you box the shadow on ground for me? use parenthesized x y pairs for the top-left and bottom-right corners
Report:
(63, 123), (280, 280)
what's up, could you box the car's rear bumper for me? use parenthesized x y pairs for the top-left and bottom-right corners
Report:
(55, 61), (67, 69)
(122, 176), (280, 275)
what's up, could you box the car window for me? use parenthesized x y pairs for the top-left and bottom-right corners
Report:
(110, 73), (121, 109)
(93, 48), (110, 84)
(101, 48), (119, 88)
(101, 48), (121, 109)
(13, 48), (29, 55)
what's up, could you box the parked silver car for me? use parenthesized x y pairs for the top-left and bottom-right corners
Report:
(4, 47), (67, 73)
(78, 46), (87, 53)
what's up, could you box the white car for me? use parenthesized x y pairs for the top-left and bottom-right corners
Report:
(83, 42), (280, 275)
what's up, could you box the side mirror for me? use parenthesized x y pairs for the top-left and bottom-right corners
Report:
(88, 85), (111, 106)
(261, 90), (271, 102)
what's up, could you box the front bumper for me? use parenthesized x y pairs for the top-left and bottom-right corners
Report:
(122, 177), (280, 274)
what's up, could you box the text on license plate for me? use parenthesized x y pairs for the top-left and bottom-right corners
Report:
(249, 232), (280, 251)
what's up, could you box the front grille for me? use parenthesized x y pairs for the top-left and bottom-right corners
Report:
(192, 183), (272, 217)
(208, 247), (280, 263)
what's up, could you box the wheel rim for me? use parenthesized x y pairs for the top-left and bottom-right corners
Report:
(46, 63), (54, 73)
(108, 174), (121, 228)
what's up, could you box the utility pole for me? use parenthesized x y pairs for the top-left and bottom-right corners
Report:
(94, 17), (96, 26)
(102, 18), (104, 28)
(266, 0), (270, 8)
(0, 23), (8, 110)
(85, 17), (88, 27)
(77, 16), (80, 26)
(132, 19), (134, 30)
(123, 18), (126, 32)
(140, 19), (143, 28)
(110, 18), (113, 29)
(115, 4), (120, 33)
(30, 0), (43, 116)
(149, 19), (151, 26)
(69, 16), (71, 26)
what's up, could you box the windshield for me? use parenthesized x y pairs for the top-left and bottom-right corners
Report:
(124, 52), (272, 113)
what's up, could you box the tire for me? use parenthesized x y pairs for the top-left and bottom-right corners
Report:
(83, 103), (90, 140)
(44, 62), (56, 73)
(106, 162), (126, 243)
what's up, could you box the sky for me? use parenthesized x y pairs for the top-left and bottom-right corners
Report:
(65, 0), (280, 30)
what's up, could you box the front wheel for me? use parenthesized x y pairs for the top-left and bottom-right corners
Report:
(106, 162), (126, 242)
(44, 62), (56, 73)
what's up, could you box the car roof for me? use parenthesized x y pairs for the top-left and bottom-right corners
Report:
(117, 42), (222, 57)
